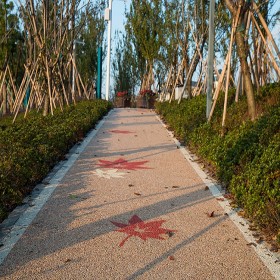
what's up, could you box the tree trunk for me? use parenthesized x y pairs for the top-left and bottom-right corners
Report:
(3, 83), (7, 115)
(43, 94), (49, 116)
(235, 22), (256, 120)
(225, 0), (256, 120)
(187, 35), (207, 98)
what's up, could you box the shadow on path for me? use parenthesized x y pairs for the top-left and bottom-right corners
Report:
(0, 182), (215, 277)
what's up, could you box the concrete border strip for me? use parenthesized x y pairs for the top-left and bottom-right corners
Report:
(0, 110), (113, 265)
(156, 115), (280, 279)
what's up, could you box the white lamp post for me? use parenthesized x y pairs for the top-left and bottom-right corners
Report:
(206, 0), (215, 118)
(105, 0), (112, 101)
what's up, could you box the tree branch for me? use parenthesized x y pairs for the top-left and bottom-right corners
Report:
(224, 0), (235, 14)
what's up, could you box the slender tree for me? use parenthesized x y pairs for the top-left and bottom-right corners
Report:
(186, 0), (209, 97)
(76, 1), (106, 86)
(0, 1), (23, 115)
(126, 0), (164, 90)
(224, 0), (256, 120)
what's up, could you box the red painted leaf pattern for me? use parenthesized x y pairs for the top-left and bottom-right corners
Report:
(111, 215), (176, 247)
(97, 158), (151, 170)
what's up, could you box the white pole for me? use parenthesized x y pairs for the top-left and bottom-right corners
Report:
(72, 40), (84, 98)
(105, 0), (112, 101)
(72, 40), (76, 97)
(206, 0), (215, 118)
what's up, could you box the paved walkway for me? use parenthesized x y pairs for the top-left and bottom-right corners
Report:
(0, 108), (278, 279)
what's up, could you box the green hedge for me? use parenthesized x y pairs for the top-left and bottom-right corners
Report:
(0, 100), (113, 221)
(156, 83), (280, 241)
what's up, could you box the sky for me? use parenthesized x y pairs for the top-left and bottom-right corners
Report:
(102, 0), (131, 97)
(111, 0), (131, 37)
(109, 0), (279, 47)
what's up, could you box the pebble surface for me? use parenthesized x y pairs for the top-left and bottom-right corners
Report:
(0, 108), (276, 279)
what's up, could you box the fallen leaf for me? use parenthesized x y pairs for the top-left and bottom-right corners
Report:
(169, 256), (175, 261)
(109, 130), (134, 134)
(223, 193), (234, 199)
(172, 186), (180, 189)
(216, 197), (225, 201)
(247, 242), (257, 247)
(207, 211), (215, 217)
(65, 259), (71, 263)
(128, 184), (134, 187)
(237, 210), (245, 217)
(270, 245), (279, 252)
(69, 194), (79, 199)
(256, 237), (264, 244)
(204, 186), (209, 191)
(230, 202), (238, 208)
(166, 231), (175, 237)
(134, 193), (141, 196)
(248, 225), (257, 231)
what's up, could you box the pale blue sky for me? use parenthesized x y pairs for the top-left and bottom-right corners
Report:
(110, 0), (279, 42)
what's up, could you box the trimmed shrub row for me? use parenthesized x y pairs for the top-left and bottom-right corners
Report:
(156, 83), (280, 242)
(0, 100), (113, 222)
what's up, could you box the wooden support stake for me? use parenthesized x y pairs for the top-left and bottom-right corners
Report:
(252, 2), (280, 60)
(221, 6), (241, 128)
(208, 6), (240, 122)
(251, 14), (280, 78)
(57, 66), (69, 106)
(170, 59), (184, 101)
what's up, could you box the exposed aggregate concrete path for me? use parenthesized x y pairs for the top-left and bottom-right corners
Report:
(0, 108), (279, 280)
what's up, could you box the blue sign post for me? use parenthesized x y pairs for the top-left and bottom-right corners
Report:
(23, 85), (30, 108)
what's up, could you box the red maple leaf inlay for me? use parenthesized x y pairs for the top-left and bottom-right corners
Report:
(109, 130), (135, 134)
(97, 158), (151, 170)
(111, 215), (176, 247)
